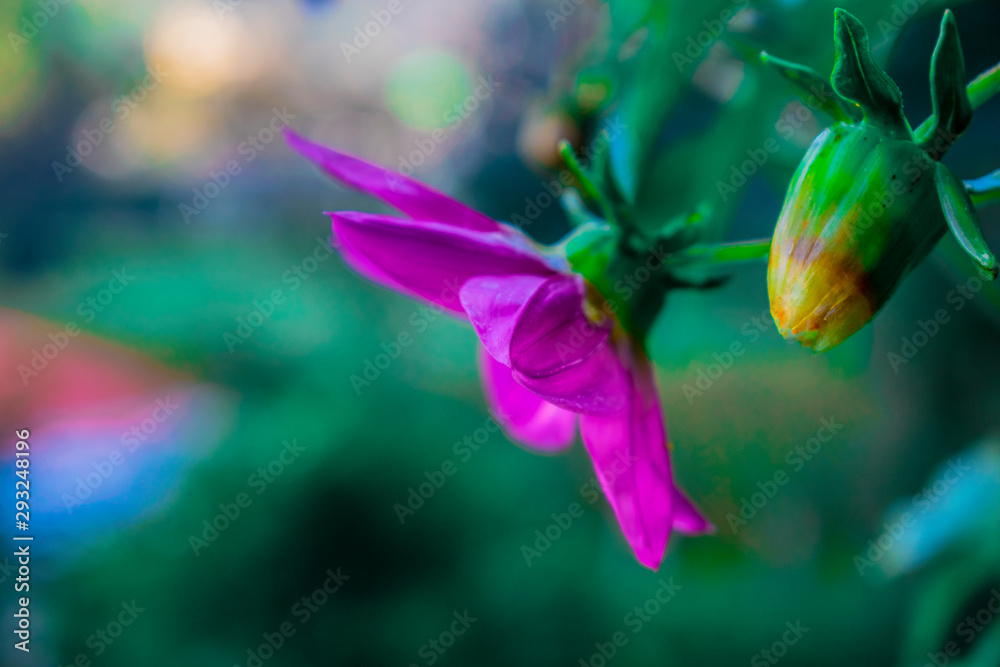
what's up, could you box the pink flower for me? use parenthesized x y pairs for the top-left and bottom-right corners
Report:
(286, 130), (712, 569)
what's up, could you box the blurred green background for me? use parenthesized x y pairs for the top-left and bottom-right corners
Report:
(1, 0), (1000, 665)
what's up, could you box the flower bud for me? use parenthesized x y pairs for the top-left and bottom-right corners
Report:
(768, 123), (944, 351)
(766, 9), (997, 351)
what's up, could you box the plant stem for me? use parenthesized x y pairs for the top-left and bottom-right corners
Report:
(668, 238), (773, 266)
(558, 140), (618, 226)
(967, 169), (1000, 207)
(968, 61), (1000, 110)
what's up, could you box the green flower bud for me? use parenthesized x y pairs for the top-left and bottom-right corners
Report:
(766, 9), (997, 351)
(768, 123), (944, 351)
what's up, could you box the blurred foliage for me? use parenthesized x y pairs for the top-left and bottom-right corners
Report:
(1, 0), (1000, 666)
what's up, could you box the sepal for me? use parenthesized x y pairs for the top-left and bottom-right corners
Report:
(760, 51), (858, 123)
(831, 9), (909, 137)
(936, 163), (998, 281)
(923, 10), (973, 155)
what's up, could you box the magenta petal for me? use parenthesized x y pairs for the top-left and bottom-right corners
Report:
(460, 275), (551, 366)
(285, 129), (498, 232)
(510, 275), (612, 377)
(578, 351), (675, 569)
(513, 345), (628, 416)
(507, 276), (625, 416)
(460, 272), (624, 415)
(332, 212), (556, 314)
(672, 488), (714, 535)
(478, 347), (577, 452)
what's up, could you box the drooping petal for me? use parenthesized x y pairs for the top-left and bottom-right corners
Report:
(286, 129), (498, 231)
(460, 275), (550, 366)
(459, 273), (626, 415)
(478, 346), (577, 452)
(332, 212), (556, 313)
(671, 487), (714, 534)
(513, 345), (628, 416)
(510, 277), (627, 416)
(509, 276), (612, 377)
(578, 348), (676, 570)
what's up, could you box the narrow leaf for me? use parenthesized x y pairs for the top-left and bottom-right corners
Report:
(924, 10), (973, 155)
(760, 51), (858, 123)
(831, 9), (909, 136)
(937, 163), (998, 280)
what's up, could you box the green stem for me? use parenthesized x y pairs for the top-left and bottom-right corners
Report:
(668, 238), (773, 266)
(967, 169), (1000, 207)
(915, 60), (1000, 143)
(968, 61), (1000, 110)
(558, 140), (617, 226)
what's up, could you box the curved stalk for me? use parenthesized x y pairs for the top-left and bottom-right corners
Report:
(666, 238), (772, 266)
(558, 141), (618, 227)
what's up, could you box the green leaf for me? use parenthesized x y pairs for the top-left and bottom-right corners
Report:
(759, 51), (858, 123)
(562, 221), (617, 283)
(831, 8), (909, 137)
(652, 203), (714, 253)
(923, 10), (973, 154)
(936, 163), (998, 280)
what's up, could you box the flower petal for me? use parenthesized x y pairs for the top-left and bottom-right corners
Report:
(286, 129), (498, 231)
(459, 272), (625, 415)
(478, 346), (577, 452)
(672, 487), (714, 534)
(509, 275), (612, 377)
(578, 349), (676, 569)
(332, 212), (556, 314)
(509, 277), (625, 416)
(513, 346), (628, 416)
(460, 275), (551, 366)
